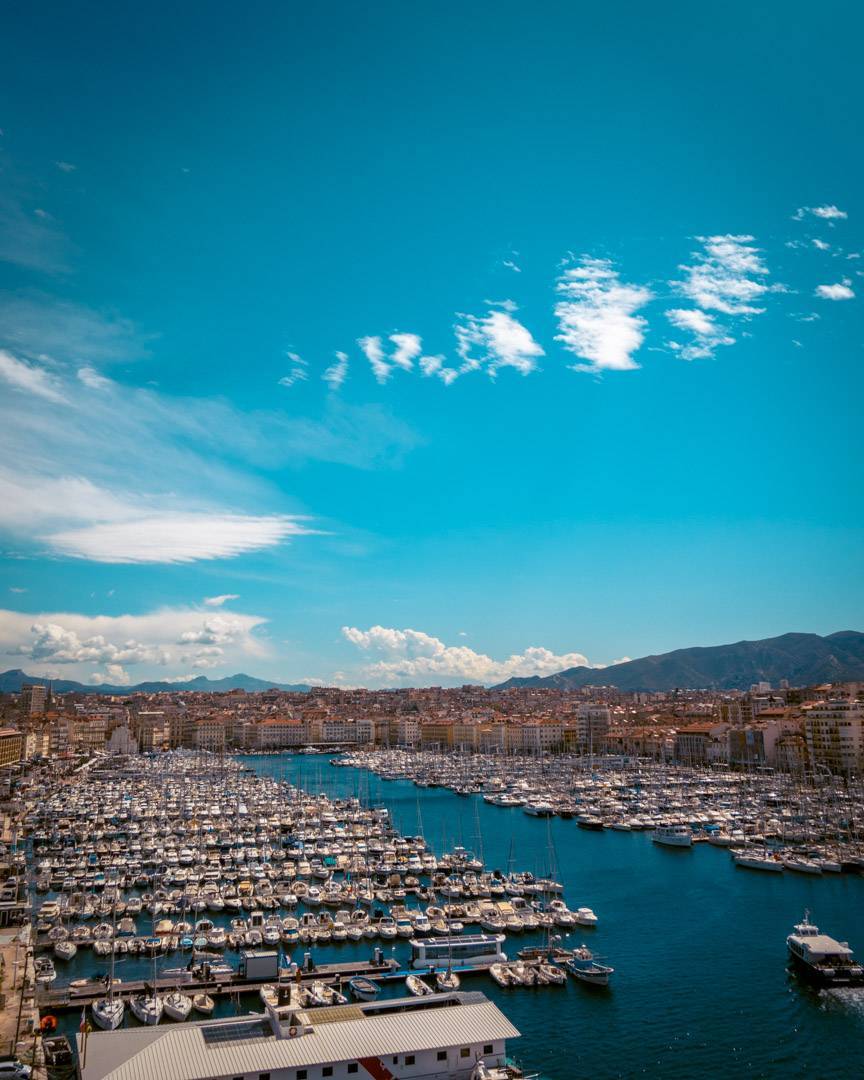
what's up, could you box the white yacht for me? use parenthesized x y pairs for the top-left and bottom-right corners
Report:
(651, 825), (692, 848)
(163, 990), (193, 1021)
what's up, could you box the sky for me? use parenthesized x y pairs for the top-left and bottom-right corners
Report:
(0, 1), (861, 688)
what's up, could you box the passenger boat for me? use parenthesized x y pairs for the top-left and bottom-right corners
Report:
(786, 911), (864, 986)
(410, 933), (506, 970)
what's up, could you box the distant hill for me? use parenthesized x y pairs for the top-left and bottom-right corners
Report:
(493, 631), (864, 692)
(0, 669), (310, 696)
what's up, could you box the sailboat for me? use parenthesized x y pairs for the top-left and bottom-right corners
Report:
(434, 891), (461, 992)
(131, 917), (164, 1024)
(92, 891), (125, 1030)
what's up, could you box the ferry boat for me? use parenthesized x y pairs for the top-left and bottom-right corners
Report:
(786, 911), (864, 986)
(410, 933), (507, 969)
(651, 825), (692, 848)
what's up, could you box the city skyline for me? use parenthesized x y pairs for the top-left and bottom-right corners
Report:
(0, 2), (862, 687)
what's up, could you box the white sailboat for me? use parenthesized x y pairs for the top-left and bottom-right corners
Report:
(92, 892), (125, 1031)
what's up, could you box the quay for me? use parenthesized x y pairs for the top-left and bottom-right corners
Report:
(38, 955), (401, 1012)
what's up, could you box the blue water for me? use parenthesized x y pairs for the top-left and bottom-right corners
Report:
(51, 754), (864, 1078)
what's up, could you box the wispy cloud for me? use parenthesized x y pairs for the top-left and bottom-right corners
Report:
(342, 624), (596, 686)
(0, 349), (67, 402)
(77, 366), (113, 390)
(0, 292), (148, 365)
(203, 594), (240, 607)
(665, 308), (735, 360)
(55, 161), (77, 173)
(0, 194), (71, 273)
(815, 280), (855, 300)
(554, 257), (653, 373)
(357, 333), (424, 384)
(323, 350), (349, 390)
(455, 303), (544, 377)
(793, 204), (847, 221)
(665, 235), (775, 360)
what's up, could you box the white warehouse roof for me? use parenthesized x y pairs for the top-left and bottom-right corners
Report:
(79, 992), (520, 1080)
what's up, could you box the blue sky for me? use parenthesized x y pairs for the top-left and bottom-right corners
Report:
(0, 1), (861, 687)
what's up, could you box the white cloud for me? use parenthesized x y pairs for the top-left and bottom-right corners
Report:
(0, 604), (269, 683)
(502, 259), (521, 273)
(815, 281), (855, 300)
(455, 304), (544, 377)
(358, 333), (423, 384)
(46, 512), (311, 564)
(77, 366), (113, 390)
(0, 349), (66, 402)
(812, 238), (831, 251)
(665, 308), (735, 360)
(666, 235), (776, 360)
(323, 350), (349, 390)
(341, 624), (596, 685)
(673, 235), (770, 315)
(554, 257), (653, 373)
(178, 616), (247, 645)
(794, 204), (847, 221)
(55, 161), (77, 173)
(203, 594), (240, 607)
(278, 368), (308, 388)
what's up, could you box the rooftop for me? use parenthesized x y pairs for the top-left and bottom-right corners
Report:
(78, 992), (519, 1080)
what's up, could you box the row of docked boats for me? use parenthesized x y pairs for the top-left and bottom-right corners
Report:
(345, 749), (864, 873)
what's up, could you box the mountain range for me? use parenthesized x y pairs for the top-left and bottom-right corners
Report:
(493, 631), (864, 692)
(0, 670), (310, 695)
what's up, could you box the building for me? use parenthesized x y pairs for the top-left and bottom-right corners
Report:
(254, 718), (306, 749)
(674, 723), (729, 765)
(79, 991), (520, 1080)
(804, 700), (864, 775)
(573, 705), (611, 749)
(0, 729), (23, 768)
(20, 683), (48, 719)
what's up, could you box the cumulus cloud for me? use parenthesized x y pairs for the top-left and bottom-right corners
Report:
(455, 304), (544, 377)
(815, 281), (855, 300)
(793, 205), (847, 221)
(341, 624), (596, 685)
(203, 594), (240, 607)
(0, 604), (268, 682)
(0, 349), (66, 402)
(555, 257), (653, 373)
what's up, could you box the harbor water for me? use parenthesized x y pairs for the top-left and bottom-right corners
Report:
(49, 752), (864, 1079)
(246, 754), (864, 1080)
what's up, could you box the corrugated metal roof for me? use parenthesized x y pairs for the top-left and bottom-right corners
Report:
(80, 997), (520, 1080)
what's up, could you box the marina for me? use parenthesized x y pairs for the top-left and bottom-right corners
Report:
(8, 749), (864, 1077)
